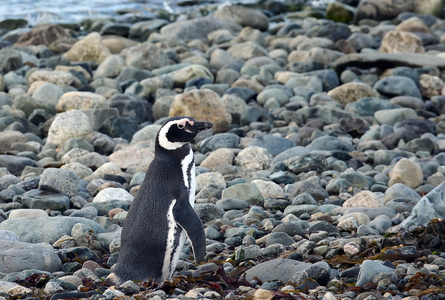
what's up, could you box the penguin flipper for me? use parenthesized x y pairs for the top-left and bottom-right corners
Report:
(173, 200), (206, 263)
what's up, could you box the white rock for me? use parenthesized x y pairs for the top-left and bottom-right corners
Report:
(93, 188), (134, 202)
(46, 110), (93, 146)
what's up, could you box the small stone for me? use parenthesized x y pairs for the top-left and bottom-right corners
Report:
(221, 183), (264, 206)
(388, 158), (423, 188)
(46, 110), (93, 147)
(38, 168), (80, 197)
(235, 146), (272, 171)
(93, 188), (133, 202)
(63, 32), (111, 63)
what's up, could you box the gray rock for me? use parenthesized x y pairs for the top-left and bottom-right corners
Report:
(292, 261), (331, 285)
(86, 131), (118, 156)
(31, 82), (64, 109)
(70, 206), (98, 219)
(334, 53), (445, 73)
(356, 260), (396, 287)
(0, 47), (23, 73)
(308, 220), (339, 234)
(294, 105), (352, 125)
(344, 207), (396, 220)
(244, 258), (310, 282)
(235, 146), (272, 171)
(16, 189), (70, 211)
(204, 227), (221, 240)
(374, 76), (421, 98)
(367, 215), (392, 234)
(264, 232), (295, 246)
(121, 42), (168, 71)
(194, 203), (224, 223)
(283, 204), (319, 217)
(326, 171), (374, 194)
(199, 133), (240, 153)
(0, 155), (36, 175)
(214, 5), (268, 31)
(84, 200), (130, 216)
(249, 134), (295, 156)
(221, 183), (264, 206)
(357, 224), (380, 236)
(382, 183), (421, 203)
(273, 146), (309, 164)
(374, 108), (418, 126)
(196, 183), (224, 200)
(215, 198), (249, 210)
(306, 135), (355, 152)
(285, 153), (329, 175)
(393, 181), (445, 231)
(373, 149), (415, 165)
(234, 245), (261, 261)
(129, 19), (168, 40)
(0, 217), (106, 244)
(2, 269), (53, 282)
(272, 222), (305, 237)
(46, 110), (93, 147)
(110, 93), (152, 124)
(0, 230), (19, 241)
(160, 16), (241, 41)
(0, 241), (61, 273)
(57, 138), (94, 160)
(345, 97), (400, 117)
(94, 54), (125, 79)
(38, 168), (80, 197)
(290, 181), (329, 201)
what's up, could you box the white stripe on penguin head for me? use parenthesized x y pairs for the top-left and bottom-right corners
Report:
(158, 118), (191, 150)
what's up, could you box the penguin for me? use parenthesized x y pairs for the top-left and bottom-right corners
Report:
(107, 116), (213, 284)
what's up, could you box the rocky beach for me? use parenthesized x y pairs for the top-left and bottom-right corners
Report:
(0, 0), (445, 299)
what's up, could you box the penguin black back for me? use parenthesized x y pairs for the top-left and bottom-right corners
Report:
(108, 116), (212, 284)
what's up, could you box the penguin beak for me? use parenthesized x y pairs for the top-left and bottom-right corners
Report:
(186, 121), (213, 133)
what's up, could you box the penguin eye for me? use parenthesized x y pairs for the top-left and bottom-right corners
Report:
(177, 123), (185, 129)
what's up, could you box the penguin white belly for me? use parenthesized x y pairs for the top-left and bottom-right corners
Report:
(162, 199), (188, 280)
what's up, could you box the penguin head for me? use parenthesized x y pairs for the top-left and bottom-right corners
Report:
(157, 116), (213, 151)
